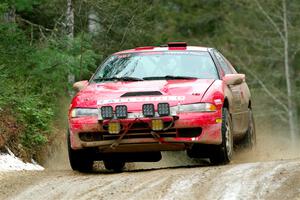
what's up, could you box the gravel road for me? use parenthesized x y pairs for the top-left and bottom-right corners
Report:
(1, 156), (300, 200)
(1, 133), (300, 200)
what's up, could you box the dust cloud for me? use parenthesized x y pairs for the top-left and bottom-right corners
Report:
(233, 119), (300, 164)
(43, 132), (69, 170)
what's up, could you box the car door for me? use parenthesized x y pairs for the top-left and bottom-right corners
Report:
(213, 50), (248, 134)
(222, 55), (250, 134)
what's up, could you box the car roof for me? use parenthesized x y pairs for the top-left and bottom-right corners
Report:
(114, 45), (211, 55)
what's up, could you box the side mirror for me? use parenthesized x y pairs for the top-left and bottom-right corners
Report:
(73, 80), (89, 92)
(223, 74), (245, 85)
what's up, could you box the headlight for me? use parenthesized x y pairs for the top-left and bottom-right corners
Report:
(157, 103), (170, 116)
(115, 105), (128, 119)
(172, 103), (216, 113)
(142, 104), (155, 117)
(100, 106), (114, 119)
(70, 108), (98, 118)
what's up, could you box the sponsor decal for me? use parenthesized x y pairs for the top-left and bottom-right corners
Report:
(116, 54), (131, 58)
(97, 96), (185, 105)
(214, 99), (223, 105)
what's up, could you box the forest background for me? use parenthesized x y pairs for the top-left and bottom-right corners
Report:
(0, 0), (299, 161)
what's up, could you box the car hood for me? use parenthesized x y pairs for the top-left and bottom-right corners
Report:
(71, 79), (215, 110)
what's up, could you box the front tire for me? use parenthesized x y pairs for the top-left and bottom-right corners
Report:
(67, 131), (94, 172)
(241, 108), (256, 149)
(210, 107), (233, 165)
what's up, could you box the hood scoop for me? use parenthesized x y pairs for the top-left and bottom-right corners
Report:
(121, 91), (162, 97)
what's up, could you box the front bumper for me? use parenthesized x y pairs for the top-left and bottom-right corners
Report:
(69, 111), (222, 152)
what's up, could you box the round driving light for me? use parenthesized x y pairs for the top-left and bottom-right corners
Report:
(101, 106), (113, 119)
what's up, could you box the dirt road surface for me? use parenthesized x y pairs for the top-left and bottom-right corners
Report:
(1, 132), (300, 200)
(1, 155), (300, 200)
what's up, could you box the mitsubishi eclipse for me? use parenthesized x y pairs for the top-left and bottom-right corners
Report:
(68, 42), (256, 172)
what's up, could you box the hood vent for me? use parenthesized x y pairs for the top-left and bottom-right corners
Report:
(121, 91), (162, 97)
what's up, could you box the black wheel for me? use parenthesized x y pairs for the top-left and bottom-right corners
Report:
(241, 109), (256, 149)
(210, 107), (233, 165)
(67, 130), (94, 172)
(103, 160), (125, 172)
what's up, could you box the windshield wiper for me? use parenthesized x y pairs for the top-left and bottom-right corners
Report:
(143, 75), (197, 80)
(94, 76), (143, 82)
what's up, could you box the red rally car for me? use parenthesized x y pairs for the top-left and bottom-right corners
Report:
(68, 42), (256, 172)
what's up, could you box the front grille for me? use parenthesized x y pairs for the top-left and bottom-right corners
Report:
(79, 128), (177, 142)
(102, 129), (177, 140)
(130, 122), (149, 129)
(79, 132), (103, 141)
(177, 128), (202, 138)
(79, 124), (202, 142)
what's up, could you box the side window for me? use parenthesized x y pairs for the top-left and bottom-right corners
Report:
(222, 56), (238, 74)
(214, 51), (233, 74)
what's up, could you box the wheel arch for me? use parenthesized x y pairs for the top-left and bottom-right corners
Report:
(223, 98), (229, 109)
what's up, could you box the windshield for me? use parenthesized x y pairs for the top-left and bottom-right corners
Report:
(91, 51), (218, 82)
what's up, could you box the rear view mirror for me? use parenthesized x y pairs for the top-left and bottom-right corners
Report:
(223, 74), (245, 85)
(73, 80), (89, 92)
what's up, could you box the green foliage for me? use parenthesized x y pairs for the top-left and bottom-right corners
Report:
(0, 9), (98, 152)
(1, 0), (300, 155)
(26, 35), (98, 98)
(0, 3), (8, 14)
(17, 96), (53, 148)
(2, 0), (43, 11)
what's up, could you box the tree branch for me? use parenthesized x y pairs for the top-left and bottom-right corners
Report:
(120, 15), (135, 48)
(254, 0), (285, 42)
(17, 16), (53, 32)
(228, 52), (289, 112)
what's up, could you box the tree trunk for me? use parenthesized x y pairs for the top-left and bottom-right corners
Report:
(66, 0), (74, 38)
(3, 7), (15, 23)
(66, 0), (75, 96)
(282, 0), (297, 143)
(88, 10), (100, 34)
